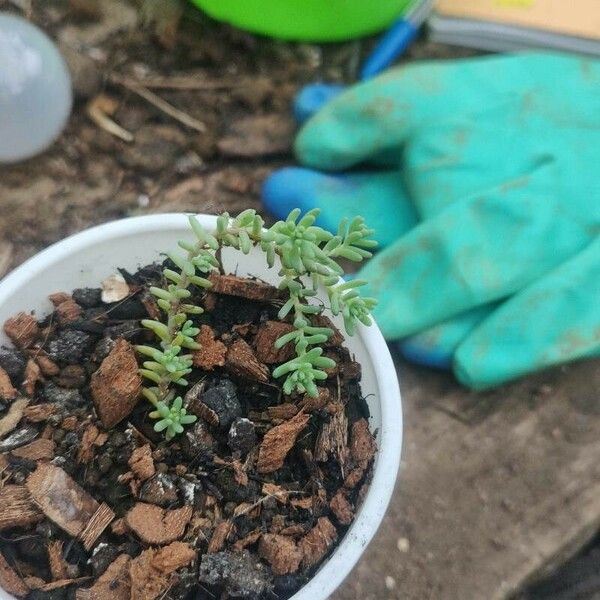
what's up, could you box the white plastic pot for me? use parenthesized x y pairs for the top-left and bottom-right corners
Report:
(0, 214), (403, 600)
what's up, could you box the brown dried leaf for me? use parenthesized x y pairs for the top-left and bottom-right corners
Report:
(80, 503), (115, 551)
(0, 367), (17, 401)
(258, 534), (302, 575)
(0, 551), (29, 597)
(226, 338), (269, 382)
(22, 359), (42, 396)
(126, 503), (192, 545)
(3, 312), (40, 349)
(257, 411), (310, 474)
(26, 464), (99, 537)
(300, 517), (338, 568)
(0, 485), (43, 530)
(76, 554), (131, 600)
(192, 325), (226, 370)
(11, 438), (55, 461)
(254, 321), (295, 364)
(90, 338), (141, 428)
(0, 397), (29, 439)
(208, 273), (283, 302)
(128, 444), (156, 481)
(208, 520), (234, 553)
(330, 491), (354, 526)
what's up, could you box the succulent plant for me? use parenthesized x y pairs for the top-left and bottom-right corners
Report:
(137, 209), (377, 440)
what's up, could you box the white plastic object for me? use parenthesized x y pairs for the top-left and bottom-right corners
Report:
(0, 13), (72, 163)
(0, 214), (403, 600)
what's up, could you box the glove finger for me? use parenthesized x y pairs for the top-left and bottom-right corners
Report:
(262, 167), (418, 248)
(293, 83), (347, 124)
(358, 160), (592, 339)
(295, 62), (451, 170)
(398, 303), (499, 369)
(454, 235), (600, 389)
(295, 53), (583, 171)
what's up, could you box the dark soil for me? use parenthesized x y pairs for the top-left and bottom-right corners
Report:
(0, 260), (376, 599)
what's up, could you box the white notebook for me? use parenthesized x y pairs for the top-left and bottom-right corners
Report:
(429, 0), (600, 56)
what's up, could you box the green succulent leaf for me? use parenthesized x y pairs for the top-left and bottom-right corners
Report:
(149, 397), (197, 440)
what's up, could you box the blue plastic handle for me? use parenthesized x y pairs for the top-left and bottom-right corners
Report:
(360, 19), (418, 80)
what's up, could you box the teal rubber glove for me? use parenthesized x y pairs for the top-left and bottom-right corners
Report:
(263, 53), (600, 388)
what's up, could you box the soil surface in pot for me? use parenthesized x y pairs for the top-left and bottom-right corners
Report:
(0, 261), (376, 599)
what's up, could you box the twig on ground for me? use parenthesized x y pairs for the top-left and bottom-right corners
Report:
(86, 95), (134, 143)
(110, 73), (244, 91)
(111, 75), (206, 133)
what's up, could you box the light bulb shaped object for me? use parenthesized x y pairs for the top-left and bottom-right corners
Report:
(0, 13), (72, 163)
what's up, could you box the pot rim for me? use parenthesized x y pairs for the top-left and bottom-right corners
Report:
(0, 213), (402, 600)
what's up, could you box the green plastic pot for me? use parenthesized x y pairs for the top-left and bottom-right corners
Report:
(191, 0), (412, 41)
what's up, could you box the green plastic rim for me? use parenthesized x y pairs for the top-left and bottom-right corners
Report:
(191, 0), (412, 42)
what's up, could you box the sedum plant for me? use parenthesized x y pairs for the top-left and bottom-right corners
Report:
(137, 208), (377, 440)
(136, 221), (220, 439)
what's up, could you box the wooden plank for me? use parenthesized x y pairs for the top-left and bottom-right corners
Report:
(333, 356), (600, 600)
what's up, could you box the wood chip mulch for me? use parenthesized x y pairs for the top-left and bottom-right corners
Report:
(0, 268), (377, 600)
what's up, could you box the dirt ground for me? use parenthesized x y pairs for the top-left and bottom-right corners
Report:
(1, 2), (599, 599)
(0, 0), (481, 273)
